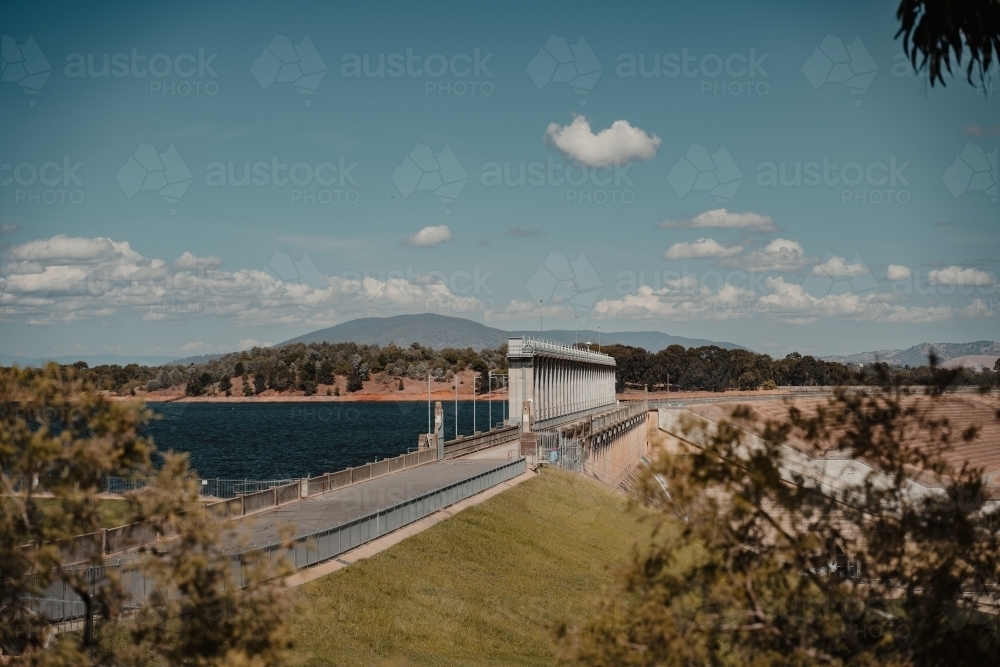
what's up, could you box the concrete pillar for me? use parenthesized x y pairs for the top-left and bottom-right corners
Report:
(545, 358), (552, 420)
(434, 401), (444, 459)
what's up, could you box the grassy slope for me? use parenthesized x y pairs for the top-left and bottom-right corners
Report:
(288, 468), (654, 667)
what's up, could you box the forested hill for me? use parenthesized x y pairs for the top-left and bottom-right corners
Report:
(277, 313), (743, 354)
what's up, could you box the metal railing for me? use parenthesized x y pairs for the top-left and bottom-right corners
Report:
(19, 457), (527, 625)
(507, 336), (616, 366)
(98, 476), (296, 499)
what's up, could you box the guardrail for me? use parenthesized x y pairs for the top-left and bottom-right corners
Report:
(23, 457), (527, 625)
(47, 448), (445, 562)
(442, 425), (520, 459)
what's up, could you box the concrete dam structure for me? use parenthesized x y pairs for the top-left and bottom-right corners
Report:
(506, 336), (617, 427)
(506, 336), (649, 489)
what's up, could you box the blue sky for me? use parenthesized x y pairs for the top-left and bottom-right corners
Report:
(1, 0), (997, 360)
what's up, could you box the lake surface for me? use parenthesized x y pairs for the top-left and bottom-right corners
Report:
(144, 400), (510, 480)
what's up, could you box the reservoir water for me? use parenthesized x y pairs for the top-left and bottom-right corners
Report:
(144, 400), (510, 480)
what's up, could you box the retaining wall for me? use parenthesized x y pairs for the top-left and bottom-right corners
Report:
(243, 487), (277, 515)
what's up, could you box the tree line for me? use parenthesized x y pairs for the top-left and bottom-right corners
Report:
(6, 341), (995, 397)
(601, 343), (997, 392)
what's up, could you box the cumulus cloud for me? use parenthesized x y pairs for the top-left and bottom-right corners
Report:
(0, 234), (482, 326)
(171, 251), (224, 271)
(237, 338), (272, 350)
(927, 266), (996, 286)
(402, 225), (452, 247)
(6, 235), (136, 264)
(585, 273), (992, 325)
(809, 256), (870, 278)
(886, 264), (912, 280)
(0, 223), (19, 235)
(662, 208), (778, 232)
(544, 115), (661, 167)
(663, 238), (742, 260)
(721, 238), (815, 272)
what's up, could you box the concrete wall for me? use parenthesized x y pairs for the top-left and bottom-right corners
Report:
(580, 411), (650, 488)
(442, 425), (519, 458)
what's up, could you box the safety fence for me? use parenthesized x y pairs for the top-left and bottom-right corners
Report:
(98, 476), (296, 500)
(46, 448), (444, 564)
(18, 457), (527, 625)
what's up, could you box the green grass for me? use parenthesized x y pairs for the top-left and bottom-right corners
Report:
(287, 467), (655, 667)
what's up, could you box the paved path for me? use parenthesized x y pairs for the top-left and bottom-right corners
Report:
(223, 457), (510, 551)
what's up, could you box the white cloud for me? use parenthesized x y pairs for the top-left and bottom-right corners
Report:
(886, 264), (912, 280)
(662, 208), (778, 231)
(237, 338), (272, 350)
(663, 238), (742, 260)
(809, 256), (870, 278)
(402, 225), (452, 247)
(6, 235), (138, 264)
(584, 273), (994, 325)
(172, 251), (224, 271)
(181, 341), (208, 352)
(0, 234), (482, 327)
(544, 115), (661, 167)
(927, 266), (996, 286)
(721, 238), (815, 272)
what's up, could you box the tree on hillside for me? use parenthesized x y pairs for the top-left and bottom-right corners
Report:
(559, 364), (1000, 666)
(0, 364), (291, 665)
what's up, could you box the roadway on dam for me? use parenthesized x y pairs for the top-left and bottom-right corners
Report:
(220, 456), (514, 552)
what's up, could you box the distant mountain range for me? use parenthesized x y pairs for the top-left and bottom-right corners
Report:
(822, 341), (1000, 368)
(0, 352), (179, 368)
(278, 313), (746, 353)
(7, 317), (993, 370)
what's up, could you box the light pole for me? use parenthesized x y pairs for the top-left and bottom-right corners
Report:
(574, 315), (578, 345)
(454, 374), (458, 440)
(488, 370), (492, 431)
(539, 300), (544, 332)
(598, 326), (601, 352)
